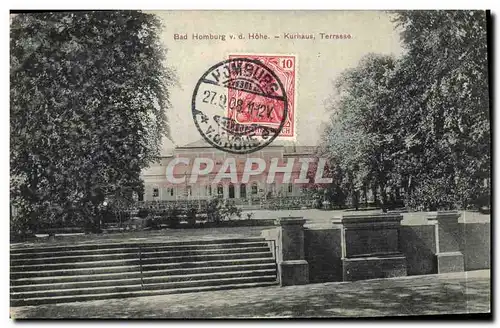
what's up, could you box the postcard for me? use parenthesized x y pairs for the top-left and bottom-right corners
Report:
(9, 10), (491, 319)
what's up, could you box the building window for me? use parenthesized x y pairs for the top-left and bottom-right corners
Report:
(217, 184), (223, 197)
(240, 183), (247, 198)
(187, 186), (192, 197)
(288, 184), (293, 193)
(251, 183), (258, 195)
(206, 185), (212, 196)
(153, 188), (159, 198)
(167, 188), (174, 196)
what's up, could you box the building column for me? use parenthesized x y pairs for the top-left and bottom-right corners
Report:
(174, 186), (180, 200)
(235, 184), (241, 199)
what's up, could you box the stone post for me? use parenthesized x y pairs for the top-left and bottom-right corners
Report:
(427, 211), (464, 273)
(274, 217), (309, 286)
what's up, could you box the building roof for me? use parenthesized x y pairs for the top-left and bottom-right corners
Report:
(176, 139), (316, 154)
(178, 138), (299, 148)
(178, 139), (213, 148)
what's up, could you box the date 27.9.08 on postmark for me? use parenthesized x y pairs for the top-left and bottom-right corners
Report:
(191, 54), (296, 154)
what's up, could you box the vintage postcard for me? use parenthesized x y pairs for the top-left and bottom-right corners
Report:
(9, 10), (491, 319)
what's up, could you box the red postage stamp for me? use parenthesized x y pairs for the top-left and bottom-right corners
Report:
(227, 54), (296, 138)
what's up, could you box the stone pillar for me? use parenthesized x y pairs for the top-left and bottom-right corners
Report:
(333, 214), (407, 281)
(427, 211), (464, 273)
(274, 217), (309, 286)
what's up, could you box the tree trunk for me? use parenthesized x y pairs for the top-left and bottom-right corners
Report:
(352, 190), (359, 211)
(395, 187), (401, 202)
(380, 185), (388, 213)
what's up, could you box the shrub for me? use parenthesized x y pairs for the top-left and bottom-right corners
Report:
(137, 208), (149, 218)
(322, 200), (332, 210)
(165, 204), (182, 228)
(145, 214), (161, 230)
(205, 198), (242, 224)
(186, 206), (198, 226)
(10, 214), (34, 242)
(313, 198), (322, 209)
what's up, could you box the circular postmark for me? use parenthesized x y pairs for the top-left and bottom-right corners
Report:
(191, 58), (288, 154)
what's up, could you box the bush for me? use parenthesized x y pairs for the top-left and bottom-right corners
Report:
(145, 214), (161, 230)
(10, 214), (35, 242)
(165, 204), (182, 228)
(137, 208), (150, 218)
(205, 198), (242, 224)
(322, 200), (332, 210)
(186, 206), (198, 226)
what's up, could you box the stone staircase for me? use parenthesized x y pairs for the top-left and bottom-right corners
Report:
(10, 237), (278, 306)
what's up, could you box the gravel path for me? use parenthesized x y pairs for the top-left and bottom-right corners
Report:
(10, 270), (490, 319)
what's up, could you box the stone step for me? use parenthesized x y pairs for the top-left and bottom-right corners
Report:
(11, 246), (271, 265)
(11, 258), (276, 278)
(11, 251), (273, 272)
(10, 281), (279, 307)
(12, 271), (142, 285)
(11, 277), (142, 292)
(11, 269), (276, 292)
(141, 246), (270, 258)
(11, 262), (277, 285)
(10, 236), (279, 306)
(11, 264), (142, 279)
(10, 238), (267, 254)
(140, 255), (275, 270)
(144, 275), (277, 291)
(10, 275), (277, 299)
(10, 241), (269, 259)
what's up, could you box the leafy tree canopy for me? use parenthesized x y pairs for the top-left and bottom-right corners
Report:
(321, 10), (490, 211)
(10, 11), (176, 234)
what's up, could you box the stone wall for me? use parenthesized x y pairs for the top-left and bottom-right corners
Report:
(303, 222), (490, 283)
(461, 223), (490, 271)
(400, 225), (436, 275)
(304, 228), (343, 283)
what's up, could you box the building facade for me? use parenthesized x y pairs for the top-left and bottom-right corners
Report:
(141, 139), (316, 203)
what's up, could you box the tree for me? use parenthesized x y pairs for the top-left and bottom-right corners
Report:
(10, 11), (175, 236)
(301, 155), (346, 209)
(320, 11), (490, 211)
(320, 54), (400, 211)
(392, 11), (490, 210)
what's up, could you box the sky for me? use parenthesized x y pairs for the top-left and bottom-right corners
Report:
(150, 10), (403, 154)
